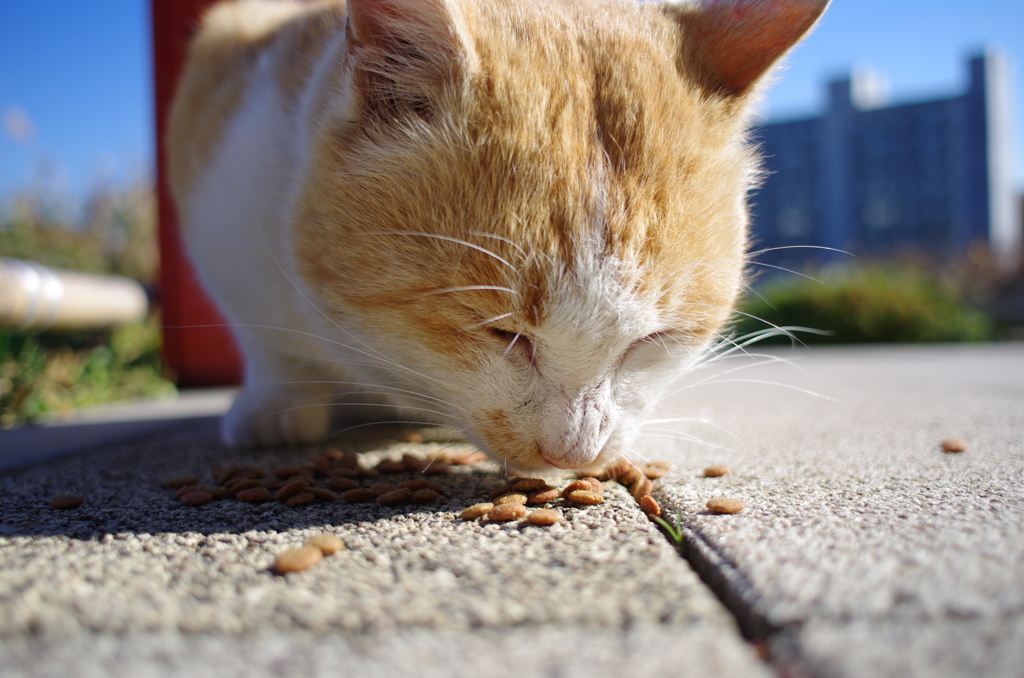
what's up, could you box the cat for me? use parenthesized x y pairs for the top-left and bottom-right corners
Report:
(167, 0), (828, 471)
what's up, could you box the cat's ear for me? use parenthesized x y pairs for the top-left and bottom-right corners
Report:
(665, 0), (829, 98)
(344, 0), (471, 119)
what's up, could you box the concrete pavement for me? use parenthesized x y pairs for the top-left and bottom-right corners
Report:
(1, 343), (1022, 677)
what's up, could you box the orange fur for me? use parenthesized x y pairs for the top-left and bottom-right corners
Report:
(169, 0), (827, 467)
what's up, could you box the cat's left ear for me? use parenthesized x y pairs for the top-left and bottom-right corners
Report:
(664, 0), (829, 98)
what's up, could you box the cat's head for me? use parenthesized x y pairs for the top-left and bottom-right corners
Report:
(292, 0), (828, 470)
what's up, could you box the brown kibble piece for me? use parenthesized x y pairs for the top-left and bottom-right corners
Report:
(211, 463), (239, 485)
(494, 493), (528, 505)
(338, 451), (361, 469)
(260, 477), (283, 491)
(324, 477), (360, 492)
(305, 533), (345, 555)
(706, 498), (745, 514)
(594, 458), (631, 481)
(940, 438), (967, 453)
(487, 484), (514, 501)
(404, 432), (425, 444)
(460, 503), (494, 520)
(368, 482), (396, 497)
(275, 480), (309, 502)
(376, 487), (412, 505)
(322, 449), (344, 461)
(329, 466), (361, 478)
(162, 475), (200, 489)
(49, 494), (84, 510)
(511, 478), (549, 493)
(286, 492), (317, 507)
(236, 487), (271, 503)
(227, 478), (262, 493)
(487, 503), (529, 522)
(641, 464), (669, 479)
(580, 477), (604, 493)
(630, 477), (654, 502)
(225, 468), (263, 483)
(311, 456), (331, 475)
(375, 459), (406, 474)
(177, 484), (228, 499)
(617, 464), (644, 487)
(273, 465), (309, 479)
(358, 468), (381, 479)
(397, 479), (430, 491)
(421, 461), (449, 475)
(703, 465), (730, 478)
(426, 481), (446, 494)
(640, 495), (662, 517)
(525, 508), (563, 526)
(567, 490), (604, 505)
(274, 545), (323, 574)
(402, 454), (427, 472)
(561, 480), (594, 498)
(180, 491), (213, 506)
(526, 488), (560, 504)
(408, 489), (440, 503)
(307, 487), (338, 502)
(341, 488), (376, 503)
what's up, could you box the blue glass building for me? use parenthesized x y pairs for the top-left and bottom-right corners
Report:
(748, 52), (1020, 274)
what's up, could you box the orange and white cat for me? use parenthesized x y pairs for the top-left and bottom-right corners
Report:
(168, 0), (828, 470)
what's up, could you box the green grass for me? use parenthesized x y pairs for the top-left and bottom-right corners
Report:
(1, 180), (174, 428)
(734, 264), (995, 345)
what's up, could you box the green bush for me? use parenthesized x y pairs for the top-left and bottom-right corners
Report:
(734, 265), (994, 345)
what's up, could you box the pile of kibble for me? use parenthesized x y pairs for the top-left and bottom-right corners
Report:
(160, 448), (479, 508)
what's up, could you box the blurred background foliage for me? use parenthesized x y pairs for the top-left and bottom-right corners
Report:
(0, 179), (174, 429)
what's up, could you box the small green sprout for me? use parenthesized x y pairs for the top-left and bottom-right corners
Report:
(652, 509), (685, 552)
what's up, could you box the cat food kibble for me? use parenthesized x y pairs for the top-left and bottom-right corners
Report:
(274, 545), (323, 574)
(494, 493), (528, 505)
(49, 494), (85, 510)
(376, 487), (412, 505)
(511, 478), (549, 493)
(460, 503), (494, 520)
(180, 491), (213, 506)
(341, 488), (376, 503)
(487, 484), (514, 501)
(487, 503), (528, 522)
(305, 534), (345, 555)
(566, 489), (604, 505)
(162, 475), (200, 489)
(375, 459), (406, 473)
(526, 488), (560, 504)
(324, 477), (360, 492)
(526, 509), (564, 526)
(306, 487), (338, 502)
(397, 479), (430, 491)
(703, 465), (730, 477)
(639, 495), (661, 517)
(275, 480), (309, 502)
(228, 479), (262, 494)
(236, 486), (271, 502)
(286, 491), (317, 507)
(408, 489), (440, 503)
(940, 438), (967, 453)
(706, 498), (745, 514)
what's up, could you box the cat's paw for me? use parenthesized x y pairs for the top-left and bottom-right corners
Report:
(221, 385), (330, 447)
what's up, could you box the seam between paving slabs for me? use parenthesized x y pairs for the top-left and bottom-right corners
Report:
(652, 503), (797, 676)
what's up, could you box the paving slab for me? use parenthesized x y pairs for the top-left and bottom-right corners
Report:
(651, 343), (1024, 678)
(0, 420), (767, 677)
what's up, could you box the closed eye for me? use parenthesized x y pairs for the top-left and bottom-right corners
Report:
(487, 327), (535, 364)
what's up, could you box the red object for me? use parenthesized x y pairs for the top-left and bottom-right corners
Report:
(152, 0), (243, 386)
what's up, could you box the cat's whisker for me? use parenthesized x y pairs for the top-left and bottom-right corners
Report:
(746, 244), (851, 258)
(365, 231), (524, 280)
(411, 285), (519, 299)
(456, 312), (516, 333)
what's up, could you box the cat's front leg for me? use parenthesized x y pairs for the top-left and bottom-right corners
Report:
(222, 380), (332, 447)
(221, 330), (335, 447)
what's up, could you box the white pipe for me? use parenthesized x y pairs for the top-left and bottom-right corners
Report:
(0, 257), (148, 331)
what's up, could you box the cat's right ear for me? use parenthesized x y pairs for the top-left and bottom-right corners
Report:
(344, 0), (474, 121)
(663, 0), (829, 99)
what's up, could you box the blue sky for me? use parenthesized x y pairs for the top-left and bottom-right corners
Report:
(1, 0), (1023, 202)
